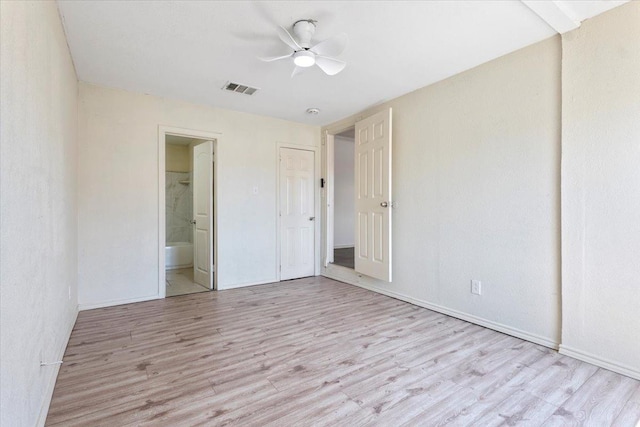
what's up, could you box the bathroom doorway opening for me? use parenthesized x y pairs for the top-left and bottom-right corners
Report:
(159, 127), (219, 298)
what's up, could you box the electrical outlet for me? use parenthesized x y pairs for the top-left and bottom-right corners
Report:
(471, 280), (482, 295)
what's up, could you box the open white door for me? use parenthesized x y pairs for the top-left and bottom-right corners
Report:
(355, 108), (392, 282)
(193, 140), (213, 289)
(280, 148), (315, 280)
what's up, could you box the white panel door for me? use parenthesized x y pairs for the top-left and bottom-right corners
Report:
(193, 140), (213, 289)
(280, 148), (315, 280)
(355, 108), (392, 282)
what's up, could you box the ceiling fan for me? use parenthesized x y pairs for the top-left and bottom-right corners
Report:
(260, 20), (347, 77)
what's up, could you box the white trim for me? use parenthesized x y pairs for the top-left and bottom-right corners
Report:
(324, 118), (362, 137)
(158, 126), (222, 298)
(521, 1), (580, 34)
(559, 345), (640, 380)
(321, 123), (357, 272)
(218, 278), (277, 290)
(276, 142), (321, 281)
(324, 132), (335, 266)
(166, 263), (194, 271)
(79, 295), (160, 311)
(212, 140), (218, 291)
(36, 309), (78, 427)
(322, 266), (559, 350)
(333, 244), (355, 249)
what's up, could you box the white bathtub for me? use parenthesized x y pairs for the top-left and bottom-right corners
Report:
(166, 241), (193, 270)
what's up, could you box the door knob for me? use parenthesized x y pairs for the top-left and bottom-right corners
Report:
(380, 202), (388, 208)
(190, 219), (196, 225)
(309, 217), (315, 221)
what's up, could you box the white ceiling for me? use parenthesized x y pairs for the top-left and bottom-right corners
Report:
(57, 0), (628, 126)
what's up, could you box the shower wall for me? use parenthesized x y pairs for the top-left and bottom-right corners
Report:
(166, 171), (193, 243)
(166, 142), (193, 243)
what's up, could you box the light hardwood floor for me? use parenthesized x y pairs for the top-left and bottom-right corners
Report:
(47, 277), (640, 426)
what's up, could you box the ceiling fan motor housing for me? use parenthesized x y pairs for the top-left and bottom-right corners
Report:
(293, 19), (316, 49)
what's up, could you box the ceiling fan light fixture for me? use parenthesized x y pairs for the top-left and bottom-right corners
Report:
(293, 50), (315, 67)
(260, 21), (347, 77)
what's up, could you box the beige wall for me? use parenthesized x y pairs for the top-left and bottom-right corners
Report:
(166, 143), (190, 172)
(560, 2), (640, 378)
(0, 2), (79, 425)
(2, 10), (636, 427)
(77, 83), (320, 307)
(324, 36), (562, 349)
(323, 2), (640, 380)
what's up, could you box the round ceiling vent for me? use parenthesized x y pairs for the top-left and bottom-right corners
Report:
(306, 108), (320, 115)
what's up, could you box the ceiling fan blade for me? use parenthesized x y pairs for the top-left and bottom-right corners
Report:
(315, 56), (346, 76)
(291, 66), (306, 78)
(259, 54), (292, 62)
(277, 26), (301, 51)
(310, 33), (347, 57)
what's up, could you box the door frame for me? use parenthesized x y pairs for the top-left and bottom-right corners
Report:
(276, 142), (321, 281)
(322, 109), (394, 283)
(321, 118), (361, 272)
(158, 125), (221, 298)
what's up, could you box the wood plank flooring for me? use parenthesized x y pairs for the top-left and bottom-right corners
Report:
(47, 277), (640, 426)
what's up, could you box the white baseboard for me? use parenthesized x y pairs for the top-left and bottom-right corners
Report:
(322, 268), (559, 350)
(36, 308), (78, 427)
(79, 277), (280, 308)
(166, 264), (193, 270)
(333, 244), (355, 249)
(217, 278), (277, 290)
(78, 295), (160, 311)
(559, 345), (640, 380)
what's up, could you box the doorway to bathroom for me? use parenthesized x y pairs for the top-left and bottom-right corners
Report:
(159, 126), (219, 298)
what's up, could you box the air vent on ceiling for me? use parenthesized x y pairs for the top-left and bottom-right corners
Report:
(222, 81), (259, 95)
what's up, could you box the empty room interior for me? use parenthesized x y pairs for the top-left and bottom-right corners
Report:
(1, 1), (639, 426)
